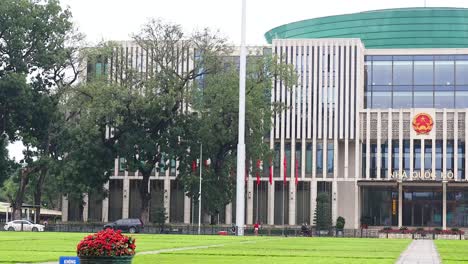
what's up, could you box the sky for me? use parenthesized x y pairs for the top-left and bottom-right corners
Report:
(7, 0), (468, 160)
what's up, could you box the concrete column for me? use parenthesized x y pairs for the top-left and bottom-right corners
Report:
(421, 139), (425, 177)
(398, 183), (403, 228)
(332, 181), (338, 225)
(82, 193), (89, 222)
(366, 110), (371, 179)
(5, 206), (8, 222)
(377, 111), (382, 179)
(183, 195), (191, 224)
(399, 111), (403, 177)
(102, 181), (109, 222)
(388, 110), (392, 179)
(267, 182), (275, 225)
(311, 180), (317, 225)
(61, 195), (68, 222)
(122, 178), (130, 219)
(225, 203), (232, 225)
(443, 181), (447, 230)
(454, 111), (459, 180)
(247, 179), (254, 225)
(354, 181), (359, 229)
(443, 110), (448, 180)
(164, 177), (171, 224)
(289, 180), (296, 225)
(410, 138), (414, 180)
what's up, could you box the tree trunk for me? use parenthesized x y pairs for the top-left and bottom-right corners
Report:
(139, 172), (151, 224)
(12, 168), (36, 220)
(33, 168), (48, 223)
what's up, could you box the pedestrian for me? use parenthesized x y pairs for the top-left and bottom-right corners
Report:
(254, 222), (259, 236)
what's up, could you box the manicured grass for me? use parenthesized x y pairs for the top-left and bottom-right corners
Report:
(0, 232), (410, 263)
(435, 240), (468, 264)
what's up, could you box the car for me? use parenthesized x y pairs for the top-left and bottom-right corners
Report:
(3, 220), (45, 232)
(104, 218), (143, 233)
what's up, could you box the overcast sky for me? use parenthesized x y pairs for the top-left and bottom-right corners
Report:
(7, 0), (468, 160)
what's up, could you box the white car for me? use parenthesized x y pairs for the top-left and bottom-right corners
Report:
(3, 220), (45, 232)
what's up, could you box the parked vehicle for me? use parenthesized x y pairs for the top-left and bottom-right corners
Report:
(103, 218), (144, 233)
(3, 220), (45, 232)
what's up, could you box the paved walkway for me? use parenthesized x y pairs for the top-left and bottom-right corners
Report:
(396, 240), (441, 264)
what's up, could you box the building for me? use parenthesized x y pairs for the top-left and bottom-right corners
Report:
(64, 7), (468, 229)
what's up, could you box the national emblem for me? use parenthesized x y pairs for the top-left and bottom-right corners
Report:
(412, 113), (433, 135)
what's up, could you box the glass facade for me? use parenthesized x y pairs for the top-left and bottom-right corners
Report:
(403, 187), (442, 227)
(361, 187), (398, 226)
(365, 55), (468, 109)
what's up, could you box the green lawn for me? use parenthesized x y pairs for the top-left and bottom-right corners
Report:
(0, 232), (410, 264)
(435, 240), (468, 264)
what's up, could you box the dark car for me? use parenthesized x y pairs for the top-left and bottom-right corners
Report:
(104, 218), (144, 233)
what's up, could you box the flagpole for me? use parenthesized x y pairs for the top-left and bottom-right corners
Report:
(256, 182), (259, 223)
(282, 181), (285, 236)
(236, 0), (247, 236)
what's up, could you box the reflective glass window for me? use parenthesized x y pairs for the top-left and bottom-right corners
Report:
(362, 144), (367, 177)
(316, 143), (323, 174)
(436, 140), (443, 178)
(274, 143), (280, 177)
(306, 143), (312, 175)
(372, 61), (392, 85)
(414, 60), (434, 85)
(459, 142), (465, 179)
(435, 60), (454, 85)
(393, 60), (413, 85)
(393, 86), (413, 108)
(381, 141), (388, 178)
(372, 86), (392, 108)
(414, 140), (421, 170)
(434, 86), (454, 108)
(414, 86), (433, 108)
(456, 61), (468, 85)
(447, 140), (454, 173)
(370, 143), (377, 178)
(456, 87), (468, 108)
(425, 141), (432, 171)
(327, 143), (334, 174)
(403, 140), (410, 175)
(392, 140), (399, 172)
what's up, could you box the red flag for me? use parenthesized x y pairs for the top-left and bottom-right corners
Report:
(295, 159), (299, 185)
(256, 159), (261, 186)
(192, 160), (197, 172)
(269, 160), (273, 185)
(283, 156), (287, 186)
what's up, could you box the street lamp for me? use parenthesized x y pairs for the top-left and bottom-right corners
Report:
(198, 143), (202, 235)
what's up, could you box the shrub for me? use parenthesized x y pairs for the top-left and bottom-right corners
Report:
(399, 226), (408, 231)
(336, 216), (345, 230)
(314, 193), (332, 230)
(77, 228), (136, 257)
(383, 226), (392, 231)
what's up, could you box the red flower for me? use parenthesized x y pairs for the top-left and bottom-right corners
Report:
(77, 228), (136, 257)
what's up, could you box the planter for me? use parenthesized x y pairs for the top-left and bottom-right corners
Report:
(435, 234), (464, 240)
(79, 256), (134, 264)
(379, 233), (413, 239)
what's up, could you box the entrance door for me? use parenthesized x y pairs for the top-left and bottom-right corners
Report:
(402, 188), (442, 227)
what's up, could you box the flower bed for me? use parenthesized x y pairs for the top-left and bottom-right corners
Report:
(378, 227), (464, 240)
(77, 228), (136, 263)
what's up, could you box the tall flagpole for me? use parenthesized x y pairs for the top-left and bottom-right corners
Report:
(236, 0), (247, 236)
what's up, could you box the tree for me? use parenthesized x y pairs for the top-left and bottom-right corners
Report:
(0, 0), (81, 220)
(68, 19), (230, 223)
(176, 53), (296, 219)
(314, 193), (332, 231)
(151, 207), (168, 233)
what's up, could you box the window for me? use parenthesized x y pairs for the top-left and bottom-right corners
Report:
(371, 86), (392, 108)
(414, 140), (421, 171)
(435, 59), (454, 85)
(413, 86), (433, 108)
(425, 141), (432, 171)
(372, 61), (392, 85)
(414, 59), (433, 85)
(327, 143), (334, 174)
(285, 143), (291, 177)
(119, 158), (126, 172)
(456, 60), (468, 84)
(434, 86), (454, 108)
(393, 86), (412, 108)
(393, 60), (412, 85)
(392, 140), (399, 172)
(459, 141), (465, 179)
(316, 143), (323, 174)
(306, 143), (313, 175)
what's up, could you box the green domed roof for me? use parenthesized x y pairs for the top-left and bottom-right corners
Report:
(265, 7), (468, 49)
